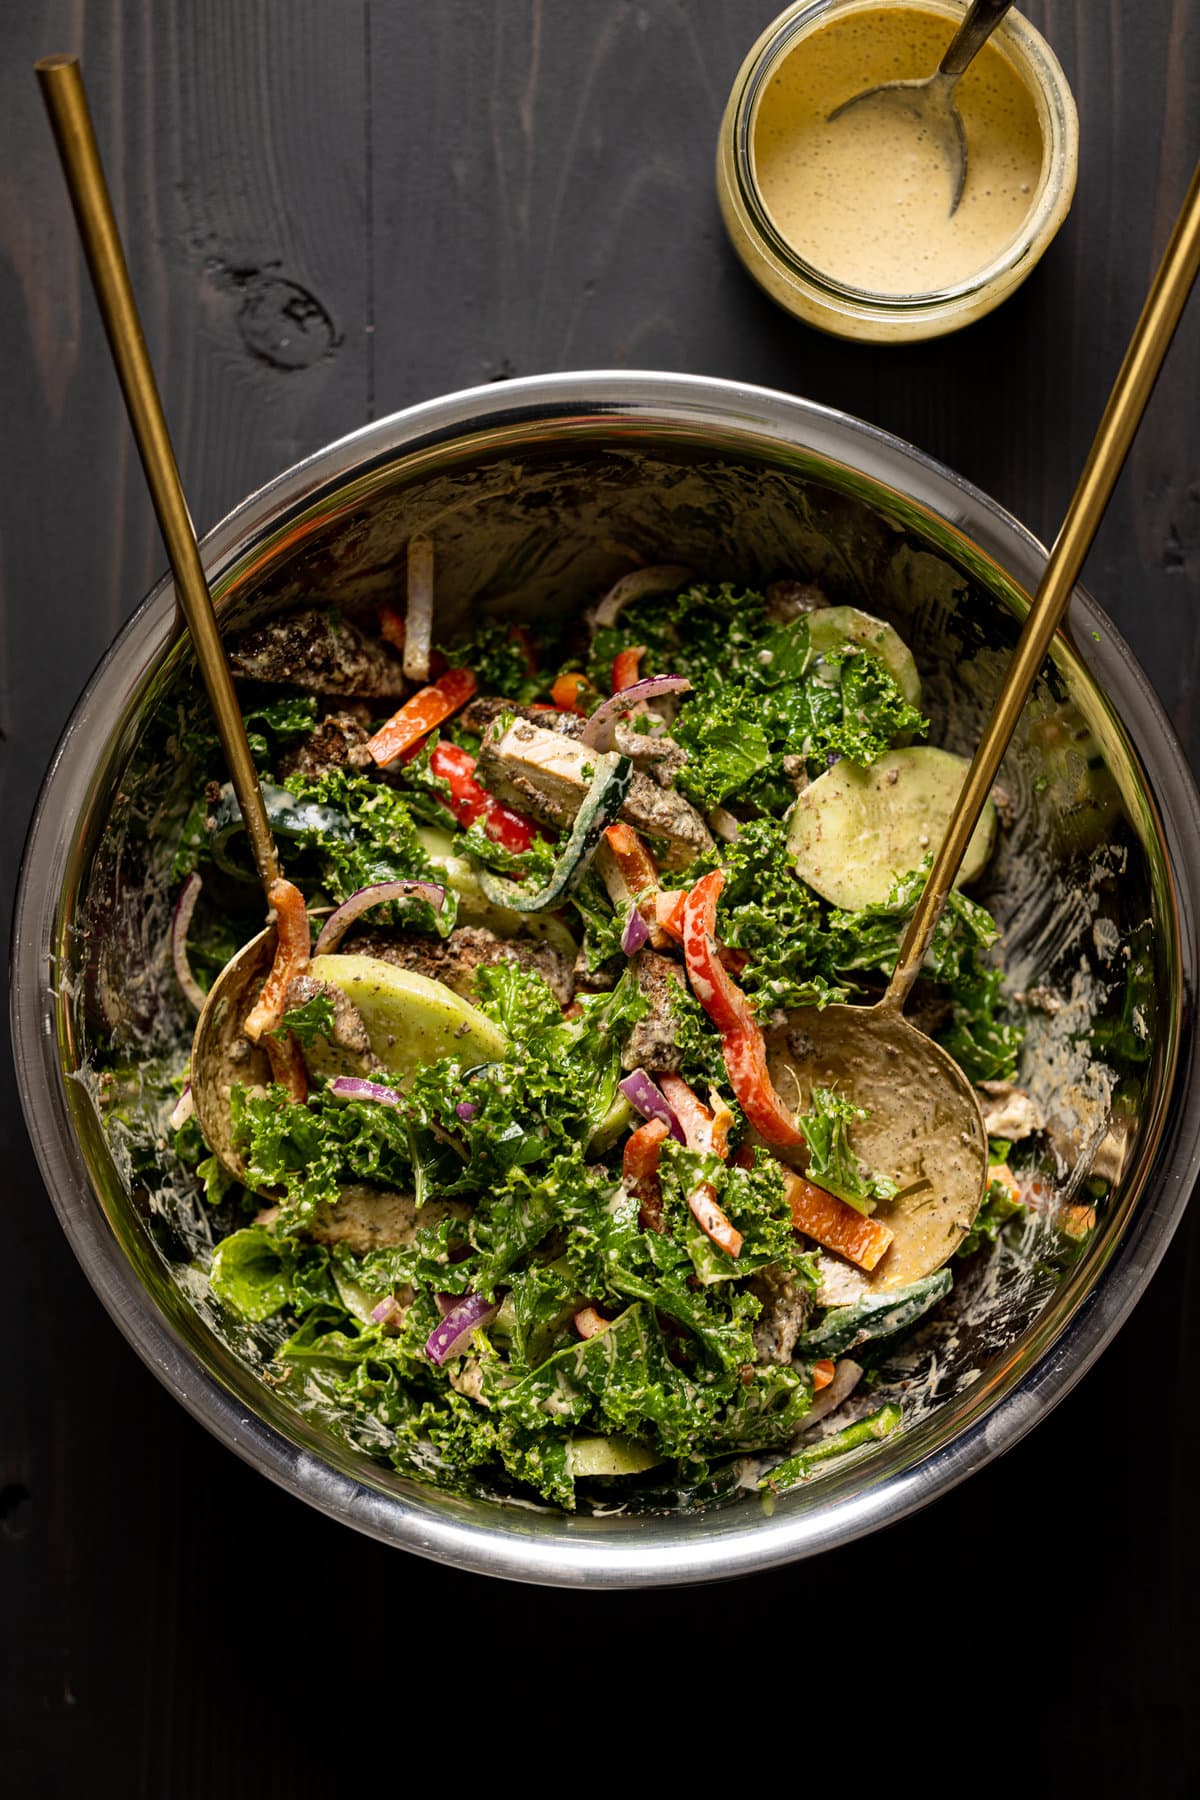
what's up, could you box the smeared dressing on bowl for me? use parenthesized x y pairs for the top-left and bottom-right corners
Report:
(752, 3), (1046, 295)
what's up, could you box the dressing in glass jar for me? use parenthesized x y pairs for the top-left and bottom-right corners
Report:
(717, 0), (1078, 341)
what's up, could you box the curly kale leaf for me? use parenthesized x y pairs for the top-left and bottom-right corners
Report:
(210, 1224), (336, 1322)
(692, 816), (848, 1016)
(275, 990), (336, 1048)
(231, 1083), (413, 1227)
(797, 1087), (898, 1216)
(442, 616), (553, 704)
(656, 1141), (815, 1283)
(473, 961), (563, 1042)
(280, 764), (451, 932)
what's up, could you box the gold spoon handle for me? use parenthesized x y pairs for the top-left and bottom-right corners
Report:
(887, 159), (1200, 1012)
(36, 54), (281, 895)
(938, 0), (1016, 84)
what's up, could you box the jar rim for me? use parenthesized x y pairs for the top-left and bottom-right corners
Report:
(729, 0), (1079, 315)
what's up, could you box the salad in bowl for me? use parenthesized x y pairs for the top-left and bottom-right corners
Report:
(164, 562), (1060, 1511)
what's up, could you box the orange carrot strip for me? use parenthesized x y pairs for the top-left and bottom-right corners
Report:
(623, 1116), (668, 1232)
(367, 666), (478, 767)
(783, 1172), (894, 1273)
(243, 879), (311, 1043)
(550, 672), (591, 715)
(598, 822), (669, 948)
(655, 888), (687, 943)
(264, 1031), (309, 1104)
(574, 1306), (611, 1339)
(812, 1358), (836, 1392)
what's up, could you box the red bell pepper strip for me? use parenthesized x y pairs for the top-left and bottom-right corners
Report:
(427, 741), (536, 853)
(243, 878), (311, 1044)
(378, 603), (406, 653)
(783, 1172), (894, 1272)
(550, 671), (592, 715)
(611, 644), (645, 693)
(367, 667), (478, 768)
(508, 625), (539, 678)
(681, 869), (804, 1148)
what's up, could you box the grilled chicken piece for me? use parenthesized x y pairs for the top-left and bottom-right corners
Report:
(276, 708), (374, 780)
(305, 1186), (469, 1254)
(282, 972), (377, 1079)
(462, 696), (687, 785)
(477, 717), (712, 867)
(765, 579), (828, 622)
(621, 951), (686, 1074)
(749, 1263), (814, 1365)
(347, 923), (575, 1007)
(977, 1080), (1045, 1141)
(229, 610), (407, 698)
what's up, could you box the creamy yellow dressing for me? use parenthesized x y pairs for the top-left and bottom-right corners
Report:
(752, 5), (1046, 296)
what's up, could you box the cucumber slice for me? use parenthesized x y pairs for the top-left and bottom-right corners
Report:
(807, 606), (922, 708)
(787, 747), (996, 911)
(478, 751), (633, 914)
(308, 952), (509, 1082)
(416, 825), (579, 959)
(566, 1435), (663, 1479)
(796, 1270), (952, 1358)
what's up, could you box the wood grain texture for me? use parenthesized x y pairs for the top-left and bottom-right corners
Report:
(1, 3), (1198, 1792)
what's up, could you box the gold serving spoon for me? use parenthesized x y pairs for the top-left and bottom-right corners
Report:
(38, 56), (287, 1174)
(828, 0), (1015, 215)
(773, 159), (1200, 1289)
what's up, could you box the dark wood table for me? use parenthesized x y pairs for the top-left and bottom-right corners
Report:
(3, 5), (1198, 1790)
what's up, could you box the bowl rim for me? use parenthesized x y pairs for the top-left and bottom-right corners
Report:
(12, 368), (1200, 1587)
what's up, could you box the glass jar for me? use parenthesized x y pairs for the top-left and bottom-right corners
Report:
(716, 0), (1079, 343)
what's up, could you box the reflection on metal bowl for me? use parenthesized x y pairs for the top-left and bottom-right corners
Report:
(12, 372), (1200, 1587)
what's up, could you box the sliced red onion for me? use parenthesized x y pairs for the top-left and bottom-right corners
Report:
(456, 1100), (478, 1121)
(588, 563), (694, 630)
(621, 905), (650, 956)
(328, 1076), (403, 1107)
(802, 1359), (864, 1431)
(403, 533), (434, 683)
(425, 1290), (500, 1365)
(313, 879), (446, 955)
(171, 873), (206, 1013)
(580, 675), (693, 754)
(371, 1295), (405, 1330)
(619, 1069), (686, 1143)
(169, 1083), (194, 1130)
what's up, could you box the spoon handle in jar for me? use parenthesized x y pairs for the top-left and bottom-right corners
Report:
(938, 1), (1016, 83)
(886, 158), (1200, 1013)
(35, 54), (281, 895)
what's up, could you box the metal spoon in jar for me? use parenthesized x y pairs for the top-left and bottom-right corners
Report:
(828, 0), (1015, 215)
(37, 57), (290, 1180)
(772, 160), (1200, 1290)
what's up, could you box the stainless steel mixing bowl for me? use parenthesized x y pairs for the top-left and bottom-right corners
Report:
(12, 371), (1200, 1586)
